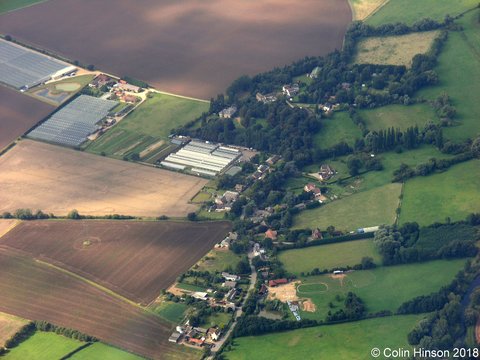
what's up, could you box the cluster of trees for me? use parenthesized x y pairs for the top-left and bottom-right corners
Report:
(3, 322), (36, 349)
(34, 320), (97, 342)
(1, 208), (50, 220)
(392, 151), (473, 182)
(373, 217), (479, 265)
(303, 257), (376, 277)
(326, 292), (366, 322)
(233, 315), (318, 337)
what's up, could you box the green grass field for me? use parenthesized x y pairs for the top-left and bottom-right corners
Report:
(296, 259), (466, 320)
(194, 249), (242, 273)
(4, 331), (83, 360)
(399, 160), (480, 225)
(86, 93), (208, 160)
(151, 301), (189, 324)
(70, 343), (143, 360)
(360, 103), (437, 131)
(278, 239), (381, 275)
(367, 0), (478, 25)
(293, 183), (401, 231)
(0, 0), (48, 14)
(418, 10), (480, 141)
(198, 312), (232, 329)
(314, 112), (363, 148)
(224, 315), (423, 360)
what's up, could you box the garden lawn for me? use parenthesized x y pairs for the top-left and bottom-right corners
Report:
(367, 0), (478, 25)
(4, 331), (83, 360)
(293, 183), (401, 231)
(278, 239), (381, 276)
(360, 103), (437, 131)
(225, 315), (423, 360)
(296, 258), (466, 320)
(399, 160), (480, 225)
(314, 112), (362, 148)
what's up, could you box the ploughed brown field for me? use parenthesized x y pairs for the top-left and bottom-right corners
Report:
(0, 220), (231, 304)
(0, 0), (352, 99)
(0, 140), (207, 217)
(0, 249), (197, 359)
(0, 86), (54, 151)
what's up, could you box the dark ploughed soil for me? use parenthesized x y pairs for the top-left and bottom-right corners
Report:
(0, 86), (54, 150)
(0, 220), (231, 304)
(0, 0), (352, 98)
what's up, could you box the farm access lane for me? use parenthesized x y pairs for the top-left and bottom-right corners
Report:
(211, 249), (257, 354)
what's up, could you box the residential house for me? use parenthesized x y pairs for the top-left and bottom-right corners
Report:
(311, 228), (323, 240)
(221, 272), (240, 281)
(266, 155), (281, 165)
(264, 229), (278, 241)
(319, 164), (335, 181)
(256, 92), (277, 103)
(258, 284), (268, 296)
(282, 84), (299, 97)
(115, 80), (141, 93)
(192, 292), (208, 301)
(219, 106), (237, 118)
(207, 327), (222, 342)
(90, 74), (116, 89)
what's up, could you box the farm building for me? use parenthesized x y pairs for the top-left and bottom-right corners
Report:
(221, 272), (240, 282)
(28, 95), (117, 147)
(161, 140), (241, 176)
(268, 278), (288, 287)
(0, 39), (76, 90)
(308, 66), (321, 78)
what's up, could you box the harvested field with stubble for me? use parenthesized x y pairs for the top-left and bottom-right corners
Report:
(0, 140), (207, 217)
(0, 86), (54, 151)
(0, 220), (231, 304)
(0, 0), (351, 99)
(0, 249), (197, 360)
(0, 311), (28, 347)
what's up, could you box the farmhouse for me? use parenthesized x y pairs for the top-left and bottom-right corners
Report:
(264, 229), (278, 241)
(282, 84), (299, 97)
(0, 39), (77, 90)
(114, 80), (141, 92)
(219, 106), (237, 118)
(90, 74), (116, 89)
(319, 164), (335, 181)
(268, 278), (288, 287)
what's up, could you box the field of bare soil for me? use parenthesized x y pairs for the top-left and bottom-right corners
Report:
(0, 220), (231, 304)
(0, 249), (196, 359)
(0, 86), (54, 151)
(0, 140), (207, 217)
(0, 0), (352, 98)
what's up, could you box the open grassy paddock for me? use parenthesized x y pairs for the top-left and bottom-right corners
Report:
(3, 331), (83, 360)
(86, 92), (208, 160)
(399, 160), (480, 226)
(224, 315), (423, 360)
(314, 112), (363, 148)
(367, 0), (478, 25)
(418, 9), (480, 141)
(70, 343), (144, 360)
(360, 103), (437, 131)
(296, 259), (466, 320)
(278, 239), (381, 276)
(354, 31), (439, 67)
(293, 183), (401, 231)
(194, 249), (243, 273)
(0, 312), (28, 348)
(151, 301), (189, 324)
(349, 0), (388, 20)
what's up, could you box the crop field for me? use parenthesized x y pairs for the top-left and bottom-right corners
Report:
(3, 331), (83, 360)
(86, 93), (208, 160)
(354, 31), (439, 67)
(0, 0), (47, 14)
(296, 259), (466, 320)
(225, 315), (423, 360)
(0, 0), (351, 99)
(360, 103), (437, 131)
(0, 249), (197, 359)
(418, 10), (480, 141)
(400, 160), (480, 226)
(367, 0), (478, 25)
(0, 86), (54, 151)
(349, 0), (388, 20)
(0, 311), (28, 347)
(293, 183), (401, 231)
(71, 342), (144, 360)
(314, 112), (362, 148)
(0, 220), (231, 304)
(278, 239), (381, 276)
(0, 140), (207, 217)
